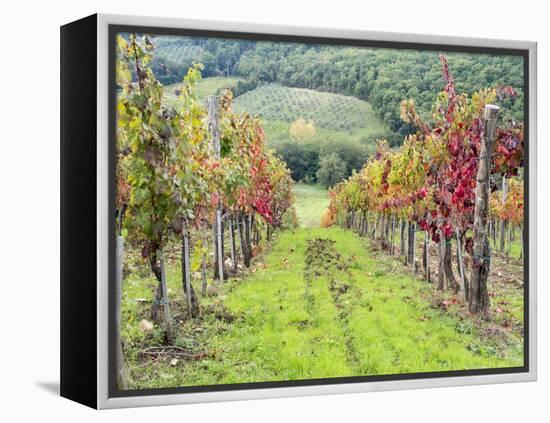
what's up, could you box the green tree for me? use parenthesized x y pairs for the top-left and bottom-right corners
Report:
(316, 153), (347, 188)
(275, 141), (319, 182)
(320, 140), (369, 178)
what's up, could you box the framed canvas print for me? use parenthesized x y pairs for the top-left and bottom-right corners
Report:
(60, 13), (537, 409)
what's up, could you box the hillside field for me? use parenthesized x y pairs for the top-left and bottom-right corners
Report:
(155, 40), (206, 66)
(234, 83), (387, 133)
(164, 78), (390, 149)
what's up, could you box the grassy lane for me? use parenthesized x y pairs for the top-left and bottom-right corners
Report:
(122, 227), (523, 389)
(293, 183), (329, 228)
(212, 229), (352, 383)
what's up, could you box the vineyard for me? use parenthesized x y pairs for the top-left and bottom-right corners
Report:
(115, 34), (525, 390)
(320, 56), (524, 315)
(115, 34), (296, 388)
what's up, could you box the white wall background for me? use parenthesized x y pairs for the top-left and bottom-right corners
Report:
(0, 0), (547, 420)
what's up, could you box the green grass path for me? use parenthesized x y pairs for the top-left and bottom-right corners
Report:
(123, 227), (522, 389)
(293, 183), (329, 228)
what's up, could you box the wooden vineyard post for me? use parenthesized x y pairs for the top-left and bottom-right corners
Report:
(247, 214), (253, 251)
(411, 222), (417, 272)
(115, 234), (127, 389)
(399, 219), (407, 256)
(238, 213), (252, 267)
(403, 221), (409, 265)
(456, 228), (468, 301)
(499, 175), (508, 252)
(390, 216), (396, 255)
(201, 230), (208, 296)
(207, 95), (224, 282)
(406, 221), (415, 268)
(437, 232), (445, 290)
(211, 223), (217, 278)
(237, 216), (245, 257)
(182, 224), (193, 316)
(384, 215), (390, 245)
(158, 249), (173, 342)
(229, 217), (237, 271)
(444, 239), (458, 291)
(215, 209), (223, 280)
(424, 230), (430, 283)
(256, 219), (260, 245)
(469, 104), (499, 315)
(382, 215), (387, 243)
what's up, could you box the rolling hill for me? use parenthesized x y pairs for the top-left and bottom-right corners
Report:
(234, 84), (377, 131)
(155, 41), (206, 66)
(233, 84), (390, 147)
(163, 78), (391, 150)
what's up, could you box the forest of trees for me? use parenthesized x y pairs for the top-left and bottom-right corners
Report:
(148, 35), (524, 189)
(274, 138), (370, 186)
(152, 35), (524, 147)
(237, 45), (523, 141)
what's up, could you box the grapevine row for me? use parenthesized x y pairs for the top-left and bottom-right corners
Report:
(114, 34), (295, 382)
(321, 56), (524, 316)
